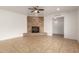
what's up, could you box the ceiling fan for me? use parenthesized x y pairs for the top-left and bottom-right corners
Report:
(28, 6), (44, 13)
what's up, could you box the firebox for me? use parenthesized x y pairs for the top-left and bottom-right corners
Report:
(32, 26), (39, 33)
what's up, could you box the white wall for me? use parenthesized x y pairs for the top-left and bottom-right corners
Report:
(0, 9), (78, 40)
(44, 15), (53, 36)
(0, 9), (27, 40)
(53, 18), (64, 34)
(0, 9), (56, 39)
(77, 10), (79, 41)
(44, 10), (78, 40)
(64, 11), (78, 40)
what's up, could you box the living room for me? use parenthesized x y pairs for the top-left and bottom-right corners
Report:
(0, 6), (79, 52)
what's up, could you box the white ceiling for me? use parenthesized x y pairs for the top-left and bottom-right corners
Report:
(0, 6), (78, 16)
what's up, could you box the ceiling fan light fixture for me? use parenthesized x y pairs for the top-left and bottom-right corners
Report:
(28, 6), (44, 14)
(34, 10), (38, 13)
(34, 10), (40, 13)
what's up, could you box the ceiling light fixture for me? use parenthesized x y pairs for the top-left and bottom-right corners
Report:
(56, 8), (60, 11)
(34, 10), (38, 13)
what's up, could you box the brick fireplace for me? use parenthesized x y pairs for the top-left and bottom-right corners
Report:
(32, 26), (39, 33)
(27, 16), (44, 33)
(23, 16), (47, 36)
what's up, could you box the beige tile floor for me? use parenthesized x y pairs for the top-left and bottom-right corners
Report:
(0, 35), (79, 53)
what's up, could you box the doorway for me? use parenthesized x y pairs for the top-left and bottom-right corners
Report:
(53, 17), (64, 38)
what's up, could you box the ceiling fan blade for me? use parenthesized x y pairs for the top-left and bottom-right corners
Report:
(28, 6), (44, 13)
(38, 9), (44, 11)
(28, 8), (34, 10)
(37, 11), (40, 13)
(31, 11), (34, 13)
(33, 7), (38, 10)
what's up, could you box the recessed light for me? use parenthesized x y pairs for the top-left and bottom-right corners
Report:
(56, 8), (60, 11)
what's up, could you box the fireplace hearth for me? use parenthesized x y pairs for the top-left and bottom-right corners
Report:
(32, 26), (39, 33)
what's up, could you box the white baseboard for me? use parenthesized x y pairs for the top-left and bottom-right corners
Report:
(47, 33), (52, 36)
(0, 34), (23, 41)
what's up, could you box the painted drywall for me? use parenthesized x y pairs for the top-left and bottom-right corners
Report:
(44, 15), (53, 36)
(64, 11), (78, 40)
(53, 18), (64, 34)
(77, 10), (79, 41)
(44, 10), (78, 39)
(44, 14), (64, 36)
(0, 9), (78, 40)
(0, 9), (27, 40)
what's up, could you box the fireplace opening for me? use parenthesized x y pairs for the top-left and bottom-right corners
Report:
(32, 26), (39, 33)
